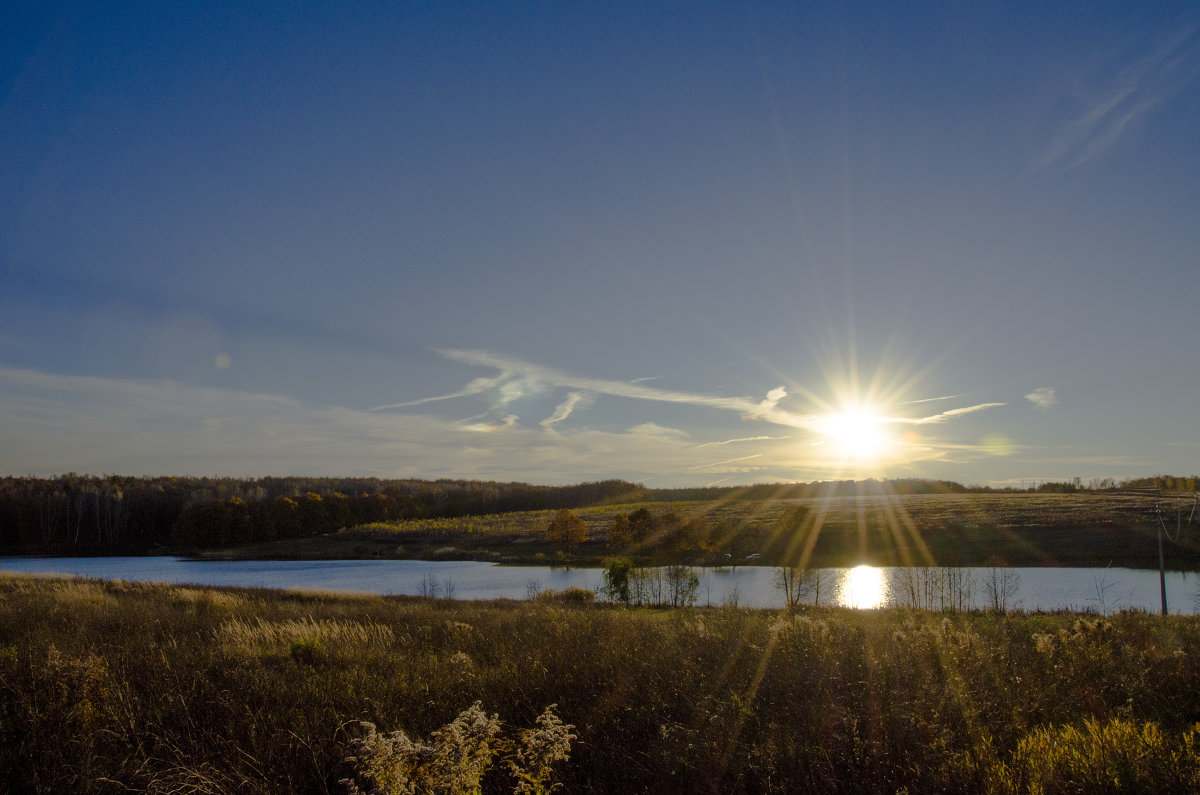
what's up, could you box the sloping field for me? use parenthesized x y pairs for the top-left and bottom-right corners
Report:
(221, 492), (1200, 569)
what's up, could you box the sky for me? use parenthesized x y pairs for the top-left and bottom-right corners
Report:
(2, 1), (1198, 487)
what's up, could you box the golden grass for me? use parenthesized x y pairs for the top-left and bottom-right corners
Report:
(3, 574), (1200, 792)
(214, 615), (396, 653)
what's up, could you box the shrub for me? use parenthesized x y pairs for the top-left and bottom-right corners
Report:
(507, 705), (576, 794)
(342, 702), (501, 794)
(341, 702), (574, 795)
(988, 718), (1200, 793)
(534, 587), (595, 605)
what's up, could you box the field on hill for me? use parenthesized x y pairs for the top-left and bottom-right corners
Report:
(216, 492), (1200, 570)
(3, 575), (1200, 792)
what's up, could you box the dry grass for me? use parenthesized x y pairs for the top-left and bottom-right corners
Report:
(3, 574), (1200, 792)
(216, 616), (396, 660)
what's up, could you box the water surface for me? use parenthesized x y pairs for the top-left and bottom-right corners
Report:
(1, 557), (1196, 613)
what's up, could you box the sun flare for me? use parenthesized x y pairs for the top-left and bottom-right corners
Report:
(815, 407), (892, 461)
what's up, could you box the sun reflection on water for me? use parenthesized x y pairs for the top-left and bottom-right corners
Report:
(838, 565), (888, 609)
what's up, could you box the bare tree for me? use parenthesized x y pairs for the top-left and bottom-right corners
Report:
(982, 559), (1020, 612)
(774, 566), (827, 608)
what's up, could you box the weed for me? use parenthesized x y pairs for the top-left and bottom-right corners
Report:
(341, 702), (574, 794)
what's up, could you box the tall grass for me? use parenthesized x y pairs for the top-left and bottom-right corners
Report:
(2, 574), (1200, 792)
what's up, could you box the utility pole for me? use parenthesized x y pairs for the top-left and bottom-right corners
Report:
(1157, 504), (1168, 616)
(1157, 503), (1194, 616)
(1158, 520), (1167, 615)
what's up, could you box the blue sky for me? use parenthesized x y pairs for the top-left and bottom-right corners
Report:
(2, 1), (1198, 486)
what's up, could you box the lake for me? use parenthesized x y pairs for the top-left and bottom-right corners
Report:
(1, 557), (1197, 613)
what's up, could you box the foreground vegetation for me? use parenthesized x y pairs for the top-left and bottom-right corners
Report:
(4, 575), (1200, 792)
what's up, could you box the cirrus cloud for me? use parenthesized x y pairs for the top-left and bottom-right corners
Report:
(1026, 387), (1059, 410)
(0, 350), (1016, 486)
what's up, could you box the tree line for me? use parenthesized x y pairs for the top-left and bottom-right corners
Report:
(0, 476), (641, 552)
(1119, 475), (1200, 493)
(5, 473), (1197, 554)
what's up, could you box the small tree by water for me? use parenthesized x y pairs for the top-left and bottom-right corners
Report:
(601, 557), (632, 605)
(664, 565), (699, 607)
(617, 565), (701, 607)
(982, 560), (1020, 612)
(892, 567), (978, 611)
(773, 566), (829, 608)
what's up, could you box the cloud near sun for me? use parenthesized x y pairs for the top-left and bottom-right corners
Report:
(370, 349), (811, 426)
(374, 348), (1002, 425)
(370, 349), (1009, 472)
(0, 350), (1008, 485)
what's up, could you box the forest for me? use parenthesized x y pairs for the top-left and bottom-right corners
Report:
(0, 475), (640, 553)
(0, 473), (1196, 555)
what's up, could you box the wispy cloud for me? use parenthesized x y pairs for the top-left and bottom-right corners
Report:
(899, 393), (970, 405)
(1026, 387), (1058, 410)
(0, 356), (1015, 486)
(429, 348), (812, 427)
(626, 422), (689, 439)
(0, 365), (710, 482)
(902, 402), (1007, 425)
(384, 349), (1007, 443)
(687, 453), (764, 471)
(1033, 26), (1199, 172)
(696, 435), (790, 448)
(368, 376), (500, 411)
(498, 379), (529, 406)
(759, 386), (788, 412)
(541, 392), (586, 427)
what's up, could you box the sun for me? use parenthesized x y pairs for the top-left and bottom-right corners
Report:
(815, 406), (892, 461)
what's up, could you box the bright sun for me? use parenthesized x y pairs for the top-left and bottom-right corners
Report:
(816, 407), (891, 461)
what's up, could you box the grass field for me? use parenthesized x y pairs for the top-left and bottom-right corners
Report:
(4, 574), (1200, 792)
(208, 492), (1200, 570)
